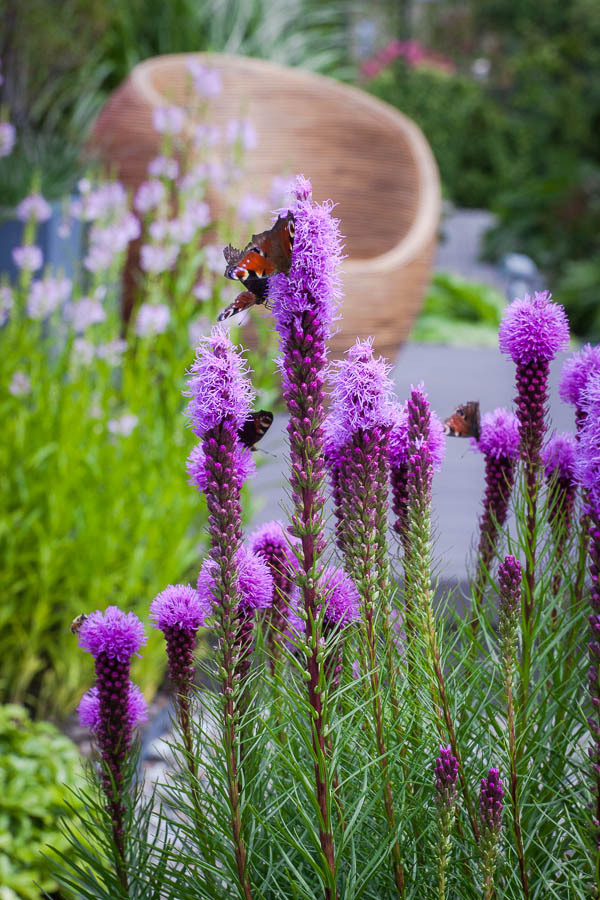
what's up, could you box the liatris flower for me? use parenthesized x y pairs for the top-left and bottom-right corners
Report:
(543, 434), (578, 588)
(249, 520), (299, 669)
(183, 326), (257, 896)
(434, 746), (458, 900)
(577, 376), (600, 849)
(78, 606), (146, 889)
(269, 176), (343, 895)
(187, 441), (256, 493)
(559, 343), (600, 432)
(479, 768), (504, 900)
(498, 555), (522, 674)
(150, 585), (207, 692)
(496, 555), (530, 897)
(499, 290), (569, 618)
(78, 683), (148, 734)
(389, 403), (410, 545)
(473, 409), (520, 598)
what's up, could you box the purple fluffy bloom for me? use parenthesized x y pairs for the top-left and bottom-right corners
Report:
(577, 378), (600, 506)
(150, 584), (207, 631)
(559, 343), (600, 429)
(499, 290), (569, 365)
(150, 585), (207, 695)
(543, 434), (578, 573)
(583, 408), (600, 843)
(434, 745), (459, 809)
(320, 566), (360, 628)
(78, 606), (146, 662)
(479, 768), (504, 837)
(542, 432), (577, 482)
(406, 384), (446, 507)
(197, 547), (272, 617)
(186, 441), (256, 492)
(270, 174), (343, 346)
(184, 326), (255, 437)
(498, 555), (522, 667)
(473, 410), (520, 591)
(325, 338), (395, 447)
(17, 193), (52, 223)
(78, 683), (148, 732)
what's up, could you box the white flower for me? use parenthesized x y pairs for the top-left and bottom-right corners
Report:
(65, 297), (106, 332)
(0, 286), (14, 326)
(72, 338), (95, 365)
(27, 276), (72, 319)
(12, 245), (43, 271)
(135, 303), (171, 337)
(108, 413), (139, 436)
(96, 339), (127, 366)
(153, 105), (186, 135)
(16, 193), (52, 223)
(9, 371), (31, 397)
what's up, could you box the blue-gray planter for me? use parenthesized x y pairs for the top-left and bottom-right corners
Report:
(0, 200), (84, 282)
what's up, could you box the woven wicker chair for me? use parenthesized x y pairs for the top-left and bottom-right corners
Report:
(90, 53), (441, 359)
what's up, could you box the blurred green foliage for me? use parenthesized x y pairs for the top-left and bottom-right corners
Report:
(0, 704), (83, 899)
(368, 0), (600, 338)
(411, 271), (505, 346)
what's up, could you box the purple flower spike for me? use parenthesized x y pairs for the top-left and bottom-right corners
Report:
(479, 768), (504, 836)
(498, 555), (522, 667)
(197, 547), (273, 617)
(406, 385), (446, 506)
(186, 440), (256, 492)
(577, 387), (600, 507)
(543, 432), (577, 482)
(78, 683), (148, 732)
(499, 291), (569, 464)
(559, 343), (600, 430)
(473, 409), (520, 591)
(543, 434), (578, 567)
(270, 176), (343, 344)
(249, 520), (299, 667)
(389, 403), (411, 542)
(78, 606), (146, 662)
(434, 745), (459, 809)
(184, 326), (255, 438)
(150, 584), (208, 691)
(326, 338), (395, 446)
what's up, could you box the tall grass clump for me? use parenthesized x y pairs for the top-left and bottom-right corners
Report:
(52, 176), (598, 899)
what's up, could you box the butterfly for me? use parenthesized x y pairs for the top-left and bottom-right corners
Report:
(238, 410), (274, 451)
(443, 401), (481, 441)
(70, 613), (88, 634)
(218, 212), (295, 321)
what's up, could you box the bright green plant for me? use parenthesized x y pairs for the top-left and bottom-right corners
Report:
(0, 704), (84, 900)
(411, 271), (505, 346)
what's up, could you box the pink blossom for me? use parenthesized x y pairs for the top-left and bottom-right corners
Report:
(181, 201), (210, 229)
(134, 180), (166, 214)
(140, 243), (179, 273)
(238, 193), (268, 222)
(147, 155), (179, 180)
(135, 303), (171, 337)
(153, 105), (186, 135)
(65, 297), (106, 332)
(12, 245), (43, 272)
(0, 122), (15, 157)
(193, 124), (220, 148)
(72, 338), (95, 365)
(73, 182), (128, 223)
(225, 118), (258, 151)
(17, 193), (52, 223)
(27, 276), (72, 318)
(186, 58), (223, 97)
(9, 371), (31, 397)
(108, 413), (139, 436)
(193, 281), (212, 302)
(96, 339), (127, 366)
(203, 244), (224, 274)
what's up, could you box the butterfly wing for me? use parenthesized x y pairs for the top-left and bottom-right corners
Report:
(443, 401), (481, 440)
(223, 213), (295, 283)
(217, 289), (261, 322)
(237, 410), (274, 450)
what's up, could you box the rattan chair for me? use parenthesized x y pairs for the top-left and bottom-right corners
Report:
(90, 53), (441, 359)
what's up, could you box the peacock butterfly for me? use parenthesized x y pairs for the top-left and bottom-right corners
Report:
(218, 213), (295, 321)
(238, 410), (274, 451)
(443, 401), (481, 441)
